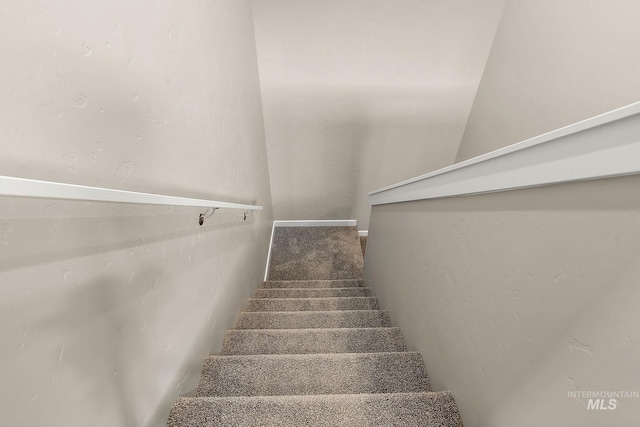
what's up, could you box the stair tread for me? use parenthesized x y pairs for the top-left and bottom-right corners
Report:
(166, 226), (463, 426)
(254, 287), (371, 298)
(245, 297), (379, 312)
(267, 226), (363, 281)
(235, 310), (392, 329)
(261, 279), (365, 288)
(221, 327), (406, 355)
(168, 392), (462, 427)
(196, 352), (431, 397)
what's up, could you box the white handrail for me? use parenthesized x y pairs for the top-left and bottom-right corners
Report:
(0, 175), (263, 212)
(369, 100), (640, 205)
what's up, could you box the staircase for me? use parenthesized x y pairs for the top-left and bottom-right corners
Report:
(167, 226), (463, 426)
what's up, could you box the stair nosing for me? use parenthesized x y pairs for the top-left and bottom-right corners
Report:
(256, 287), (369, 290)
(225, 326), (400, 332)
(204, 350), (421, 361)
(247, 297), (376, 301)
(263, 279), (364, 282)
(237, 309), (389, 314)
(177, 390), (452, 401)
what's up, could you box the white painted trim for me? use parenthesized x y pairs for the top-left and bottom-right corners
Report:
(358, 230), (368, 237)
(369, 101), (640, 205)
(264, 221), (276, 281)
(274, 220), (357, 227)
(0, 175), (263, 211)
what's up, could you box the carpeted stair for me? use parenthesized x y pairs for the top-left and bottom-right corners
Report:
(167, 226), (463, 426)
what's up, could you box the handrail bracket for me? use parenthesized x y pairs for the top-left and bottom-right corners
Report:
(199, 207), (218, 226)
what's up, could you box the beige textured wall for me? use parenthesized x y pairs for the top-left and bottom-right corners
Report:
(365, 176), (640, 426)
(251, 0), (504, 229)
(0, 1), (272, 426)
(365, 1), (640, 425)
(456, 0), (640, 162)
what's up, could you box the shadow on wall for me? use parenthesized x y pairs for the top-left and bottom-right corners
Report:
(147, 222), (271, 426)
(387, 174), (640, 214)
(263, 86), (465, 225)
(486, 257), (640, 425)
(0, 203), (263, 426)
(266, 109), (367, 220)
(31, 272), (154, 425)
(0, 205), (257, 274)
(365, 174), (640, 425)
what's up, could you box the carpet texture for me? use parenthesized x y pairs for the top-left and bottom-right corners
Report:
(220, 327), (407, 355)
(267, 226), (364, 280)
(234, 310), (393, 329)
(245, 296), (379, 312)
(196, 352), (430, 397)
(167, 226), (463, 426)
(360, 236), (367, 256)
(261, 279), (364, 288)
(254, 287), (371, 298)
(168, 392), (462, 427)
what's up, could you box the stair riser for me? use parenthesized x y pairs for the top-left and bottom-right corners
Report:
(235, 311), (392, 329)
(254, 288), (371, 298)
(261, 280), (365, 289)
(168, 392), (463, 427)
(196, 352), (431, 397)
(168, 226), (464, 427)
(245, 297), (379, 312)
(221, 328), (406, 355)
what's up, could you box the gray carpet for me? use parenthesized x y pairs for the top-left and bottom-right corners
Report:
(254, 287), (371, 298)
(261, 279), (364, 288)
(220, 327), (407, 355)
(245, 296), (379, 312)
(235, 310), (393, 329)
(360, 236), (367, 256)
(168, 392), (462, 427)
(267, 226), (364, 280)
(196, 352), (430, 397)
(167, 226), (463, 426)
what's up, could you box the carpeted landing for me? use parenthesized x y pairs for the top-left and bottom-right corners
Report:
(166, 226), (463, 426)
